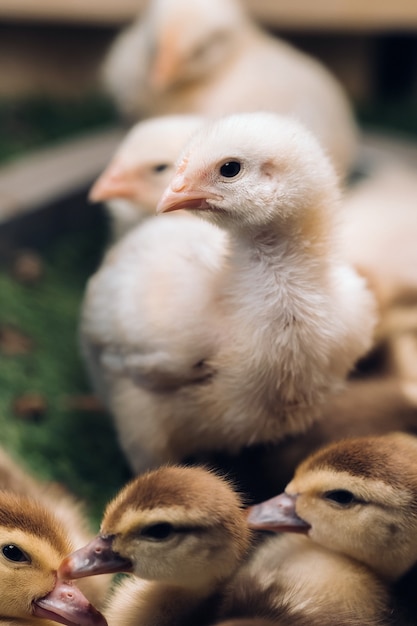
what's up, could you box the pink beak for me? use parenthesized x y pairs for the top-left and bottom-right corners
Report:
(59, 535), (133, 580)
(32, 580), (107, 626)
(156, 181), (221, 214)
(89, 163), (140, 203)
(247, 493), (310, 534)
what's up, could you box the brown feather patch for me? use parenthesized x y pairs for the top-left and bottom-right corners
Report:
(0, 491), (71, 555)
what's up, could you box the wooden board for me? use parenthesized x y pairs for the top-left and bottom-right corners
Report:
(1, 0), (417, 30)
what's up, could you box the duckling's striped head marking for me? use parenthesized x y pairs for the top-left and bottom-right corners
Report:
(299, 433), (417, 499)
(102, 465), (246, 535)
(0, 492), (71, 556)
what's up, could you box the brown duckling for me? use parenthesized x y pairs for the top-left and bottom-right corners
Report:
(59, 465), (390, 626)
(248, 433), (417, 624)
(0, 490), (106, 626)
(0, 447), (110, 608)
(59, 466), (250, 626)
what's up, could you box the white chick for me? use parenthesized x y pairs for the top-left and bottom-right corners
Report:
(89, 114), (204, 240)
(340, 164), (417, 380)
(102, 0), (357, 177)
(80, 112), (375, 473)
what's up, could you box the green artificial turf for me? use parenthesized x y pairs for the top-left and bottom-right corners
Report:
(0, 218), (131, 528)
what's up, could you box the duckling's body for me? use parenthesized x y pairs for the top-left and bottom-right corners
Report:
(222, 533), (389, 626)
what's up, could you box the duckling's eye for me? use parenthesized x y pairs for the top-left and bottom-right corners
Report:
(324, 490), (358, 506)
(220, 161), (241, 178)
(140, 523), (174, 541)
(2, 544), (30, 563)
(152, 163), (169, 174)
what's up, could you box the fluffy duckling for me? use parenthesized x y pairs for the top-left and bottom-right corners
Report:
(238, 433), (417, 625)
(0, 447), (110, 608)
(81, 112), (375, 473)
(248, 432), (417, 581)
(89, 114), (204, 240)
(59, 466), (390, 626)
(0, 490), (106, 626)
(59, 466), (251, 626)
(102, 0), (357, 176)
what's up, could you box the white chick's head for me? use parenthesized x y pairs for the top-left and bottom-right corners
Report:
(89, 114), (204, 210)
(145, 0), (248, 91)
(157, 112), (339, 234)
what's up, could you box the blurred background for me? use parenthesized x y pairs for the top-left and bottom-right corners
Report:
(0, 0), (417, 525)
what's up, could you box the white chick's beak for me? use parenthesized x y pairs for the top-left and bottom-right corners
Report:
(89, 162), (141, 203)
(156, 176), (222, 214)
(149, 38), (181, 91)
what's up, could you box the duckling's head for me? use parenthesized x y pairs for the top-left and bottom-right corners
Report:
(156, 112), (338, 237)
(248, 433), (417, 581)
(0, 492), (106, 626)
(60, 466), (250, 592)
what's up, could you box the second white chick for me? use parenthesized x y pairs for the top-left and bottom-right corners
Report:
(89, 114), (204, 240)
(102, 0), (357, 177)
(81, 112), (375, 474)
(340, 164), (417, 380)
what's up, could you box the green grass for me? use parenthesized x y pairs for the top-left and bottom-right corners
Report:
(0, 219), (131, 528)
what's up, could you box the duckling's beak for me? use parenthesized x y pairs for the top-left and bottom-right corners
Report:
(33, 580), (107, 626)
(58, 535), (133, 579)
(246, 493), (311, 533)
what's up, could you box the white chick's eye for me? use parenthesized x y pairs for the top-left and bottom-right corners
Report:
(2, 544), (30, 563)
(219, 161), (241, 179)
(152, 163), (169, 174)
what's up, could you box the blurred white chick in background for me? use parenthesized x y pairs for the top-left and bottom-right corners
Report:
(80, 112), (375, 473)
(89, 114), (204, 240)
(102, 0), (357, 177)
(340, 164), (417, 381)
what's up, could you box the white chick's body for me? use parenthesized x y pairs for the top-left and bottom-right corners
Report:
(89, 115), (205, 240)
(339, 164), (417, 381)
(102, 0), (357, 177)
(81, 112), (375, 473)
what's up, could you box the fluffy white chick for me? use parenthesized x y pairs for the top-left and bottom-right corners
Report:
(89, 114), (204, 240)
(81, 112), (375, 473)
(102, 0), (357, 177)
(340, 164), (417, 380)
